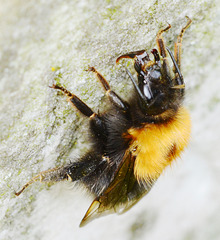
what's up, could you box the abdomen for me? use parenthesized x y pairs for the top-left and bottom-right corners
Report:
(127, 107), (191, 183)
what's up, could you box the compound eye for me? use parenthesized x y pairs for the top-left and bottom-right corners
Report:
(149, 70), (161, 81)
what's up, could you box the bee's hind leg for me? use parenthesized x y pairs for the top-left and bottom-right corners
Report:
(15, 152), (105, 196)
(15, 166), (69, 196)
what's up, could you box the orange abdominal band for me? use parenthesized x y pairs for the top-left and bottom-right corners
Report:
(128, 107), (191, 183)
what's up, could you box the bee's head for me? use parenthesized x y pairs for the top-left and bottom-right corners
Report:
(116, 48), (183, 116)
(134, 49), (163, 99)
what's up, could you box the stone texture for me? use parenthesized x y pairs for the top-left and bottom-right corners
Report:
(0, 0), (220, 239)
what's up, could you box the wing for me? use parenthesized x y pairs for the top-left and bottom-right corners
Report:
(79, 150), (155, 227)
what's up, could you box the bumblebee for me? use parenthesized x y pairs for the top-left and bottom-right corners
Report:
(15, 17), (192, 227)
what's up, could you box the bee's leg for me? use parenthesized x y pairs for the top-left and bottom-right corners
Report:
(173, 16), (192, 72)
(87, 67), (130, 112)
(156, 23), (172, 80)
(15, 166), (69, 196)
(15, 152), (106, 196)
(50, 84), (94, 117)
(50, 84), (108, 145)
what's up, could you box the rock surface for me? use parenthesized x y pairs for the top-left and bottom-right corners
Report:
(0, 0), (220, 239)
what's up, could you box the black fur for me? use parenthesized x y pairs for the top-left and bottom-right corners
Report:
(67, 107), (132, 196)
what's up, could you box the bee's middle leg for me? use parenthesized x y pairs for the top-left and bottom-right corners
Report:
(87, 67), (130, 112)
